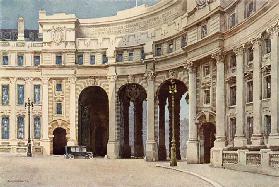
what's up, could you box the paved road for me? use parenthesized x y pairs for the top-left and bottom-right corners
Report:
(0, 156), (211, 187)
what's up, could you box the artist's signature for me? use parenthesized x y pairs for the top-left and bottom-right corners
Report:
(7, 179), (28, 183)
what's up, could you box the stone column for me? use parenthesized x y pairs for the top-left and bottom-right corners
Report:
(269, 25), (279, 146)
(158, 98), (166, 160)
(68, 77), (76, 146)
(145, 70), (158, 161)
(186, 62), (199, 163)
(234, 46), (247, 147)
(107, 74), (120, 159)
(9, 78), (16, 143)
(252, 39), (264, 145)
(41, 77), (50, 155)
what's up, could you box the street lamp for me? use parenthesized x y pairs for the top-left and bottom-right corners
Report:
(169, 79), (177, 167)
(25, 98), (33, 157)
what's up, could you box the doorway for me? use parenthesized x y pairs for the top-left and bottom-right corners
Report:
(53, 127), (67, 155)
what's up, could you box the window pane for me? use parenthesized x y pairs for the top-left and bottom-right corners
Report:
(201, 25), (207, 38)
(17, 85), (25, 105)
(34, 116), (41, 139)
(34, 56), (40, 66)
(116, 53), (123, 62)
(18, 55), (24, 66)
(56, 103), (62, 115)
(2, 56), (8, 65)
(2, 85), (9, 105)
(90, 55), (95, 65)
(128, 52), (134, 61)
(17, 116), (24, 139)
(102, 54), (108, 64)
(56, 83), (62, 92)
(2, 117), (9, 139)
(34, 85), (41, 104)
(56, 55), (62, 65)
(77, 54), (83, 65)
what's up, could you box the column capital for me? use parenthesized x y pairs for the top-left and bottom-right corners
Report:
(9, 77), (17, 84)
(251, 37), (262, 49)
(41, 77), (49, 85)
(107, 75), (117, 82)
(184, 60), (195, 73)
(24, 77), (33, 84)
(267, 19), (279, 38)
(145, 70), (155, 81)
(68, 77), (77, 84)
(233, 44), (245, 56)
(211, 51), (224, 64)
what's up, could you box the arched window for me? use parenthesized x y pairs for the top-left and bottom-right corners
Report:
(34, 116), (41, 139)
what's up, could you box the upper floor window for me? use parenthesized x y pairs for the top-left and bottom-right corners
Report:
(1, 116), (9, 139)
(2, 55), (8, 65)
(77, 54), (83, 65)
(230, 54), (237, 69)
(90, 55), (96, 65)
(229, 117), (236, 143)
(34, 55), (40, 66)
(56, 83), (62, 92)
(17, 115), (25, 139)
(34, 116), (41, 139)
(116, 53), (123, 62)
(230, 85), (236, 106)
(245, 0), (255, 18)
(17, 55), (24, 66)
(204, 89), (210, 105)
(247, 81), (253, 103)
(1, 85), (9, 105)
(56, 55), (62, 65)
(102, 54), (108, 64)
(34, 85), (41, 104)
(155, 44), (162, 56)
(264, 38), (271, 54)
(264, 115), (271, 138)
(264, 75), (271, 99)
(128, 52), (134, 61)
(201, 24), (207, 39)
(56, 102), (63, 115)
(246, 116), (253, 144)
(17, 84), (25, 105)
(140, 49), (145, 60)
(203, 64), (210, 77)
(181, 35), (187, 48)
(228, 12), (236, 29)
(168, 42), (174, 53)
(247, 47), (254, 62)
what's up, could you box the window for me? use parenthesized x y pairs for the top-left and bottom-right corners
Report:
(2, 85), (9, 105)
(90, 55), (95, 65)
(228, 12), (236, 29)
(155, 44), (162, 56)
(230, 54), (237, 69)
(77, 54), (83, 65)
(17, 116), (24, 139)
(128, 52), (134, 61)
(204, 89), (210, 105)
(264, 115), (271, 138)
(17, 84), (25, 105)
(247, 81), (253, 103)
(34, 55), (40, 66)
(116, 53), (123, 62)
(264, 75), (271, 98)
(168, 42), (174, 53)
(230, 85), (236, 106)
(140, 49), (145, 60)
(34, 116), (41, 139)
(181, 35), (187, 48)
(247, 47), (254, 62)
(203, 64), (210, 77)
(229, 117), (236, 143)
(246, 116), (253, 144)
(56, 102), (63, 115)
(2, 55), (8, 65)
(56, 83), (62, 92)
(56, 55), (62, 65)
(201, 24), (207, 39)
(265, 38), (271, 54)
(102, 54), (108, 64)
(17, 55), (24, 66)
(245, 1), (255, 18)
(34, 85), (41, 104)
(1, 116), (9, 139)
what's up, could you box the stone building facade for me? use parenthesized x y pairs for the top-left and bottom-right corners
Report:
(0, 0), (279, 175)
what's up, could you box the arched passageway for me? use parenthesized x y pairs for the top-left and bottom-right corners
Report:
(53, 127), (67, 155)
(157, 79), (188, 160)
(118, 83), (147, 158)
(78, 86), (109, 157)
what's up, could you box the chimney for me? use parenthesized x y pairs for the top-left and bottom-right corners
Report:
(17, 17), (24, 41)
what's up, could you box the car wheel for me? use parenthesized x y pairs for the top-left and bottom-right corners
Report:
(88, 154), (93, 159)
(69, 155), (74, 159)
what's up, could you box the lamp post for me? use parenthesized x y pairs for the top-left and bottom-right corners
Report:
(169, 79), (177, 167)
(25, 98), (33, 157)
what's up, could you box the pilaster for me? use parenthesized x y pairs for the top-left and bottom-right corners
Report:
(9, 78), (16, 142)
(41, 77), (50, 155)
(68, 77), (76, 146)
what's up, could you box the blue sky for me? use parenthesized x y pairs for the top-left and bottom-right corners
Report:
(0, 0), (158, 29)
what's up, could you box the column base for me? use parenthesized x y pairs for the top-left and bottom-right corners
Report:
(107, 141), (120, 159)
(214, 137), (226, 148)
(145, 140), (158, 162)
(186, 140), (199, 164)
(234, 136), (247, 147)
(210, 148), (223, 167)
(268, 134), (279, 147)
(41, 139), (51, 156)
(251, 134), (264, 146)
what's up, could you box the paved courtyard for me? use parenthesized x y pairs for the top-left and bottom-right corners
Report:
(0, 155), (278, 187)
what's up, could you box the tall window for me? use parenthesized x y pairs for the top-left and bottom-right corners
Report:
(140, 49), (145, 60)
(77, 54), (83, 65)
(116, 53), (123, 62)
(17, 84), (25, 105)
(264, 115), (271, 139)
(229, 117), (236, 143)
(201, 24), (207, 39)
(247, 47), (254, 62)
(228, 12), (236, 29)
(17, 55), (24, 66)
(90, 55), (95, 65)
(246, 116), (253, 144)
(230, 85), (236, 106)
(102, 54), (108, 64)
(128, 52), (134, 61)
(168, 42), (174, 53)
(34, 116), (41, 139)
(204, 89), (210, 105)
(1, 116), (9, 139)
(56, 83), (62, 92)
(1, 85), (9, 105)
(264, 75), (271, 98)
(247, 81), (253, 103)
(56, 102), (62, 115)
(2, 55), (8, 65)
(264, 38), (271, 54)
(181, 35), (187, 48)
(155, 44), (162, 56)
(203, 64), (210, 77)
(34, 55), (40, 66)
(34, 85), (41, 104)
(245, 0), (255, 18)
(17, 116), (24, 139)
(230, 54), (236, 69)
(56, 55), (62, 65)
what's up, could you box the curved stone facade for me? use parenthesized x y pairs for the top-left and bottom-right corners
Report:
(0, 0), (279, 174)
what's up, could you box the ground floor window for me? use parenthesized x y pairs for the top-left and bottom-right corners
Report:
(34, 116), (41, 139)
(246, 116), (253, 144)
(17, 115), (25, 139)
(228, 117), (236, 144)
(1, 116), (9, 139)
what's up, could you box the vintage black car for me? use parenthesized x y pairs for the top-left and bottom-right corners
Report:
(64, 146), (93, 159)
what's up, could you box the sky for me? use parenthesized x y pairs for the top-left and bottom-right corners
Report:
(0, 0), (158, 29)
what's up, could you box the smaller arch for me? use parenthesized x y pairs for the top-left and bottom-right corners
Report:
(48, 119), (70, 138)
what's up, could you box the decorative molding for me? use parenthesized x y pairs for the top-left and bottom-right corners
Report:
(127, 74), (135, 83)
(107, 75), (118, 82)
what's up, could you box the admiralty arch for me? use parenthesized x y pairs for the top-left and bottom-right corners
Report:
(0, 0), (279, 175)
